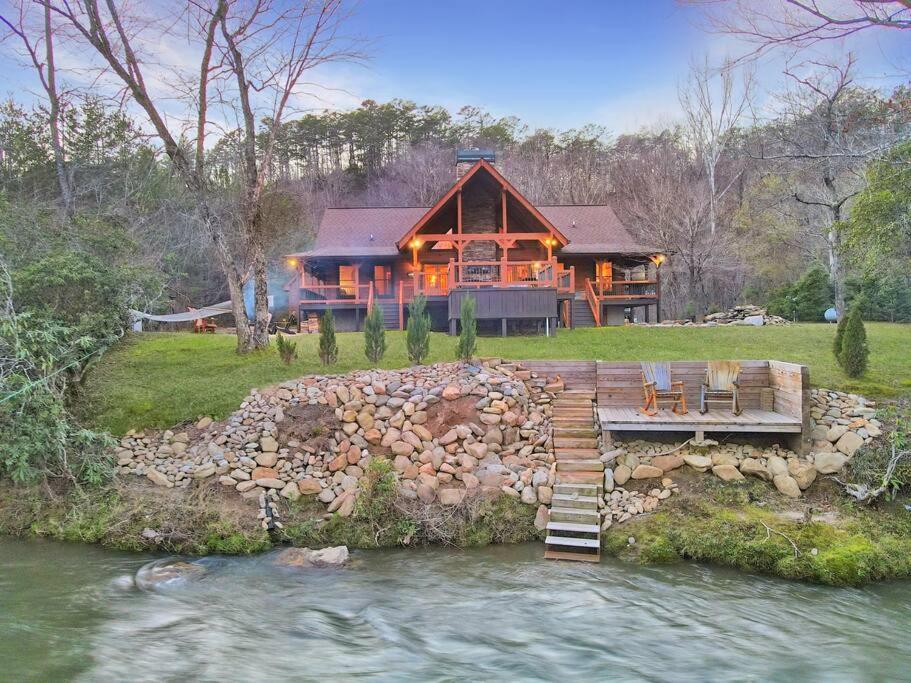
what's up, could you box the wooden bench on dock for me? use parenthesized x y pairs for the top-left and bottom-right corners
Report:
(595, 360), (810, 453)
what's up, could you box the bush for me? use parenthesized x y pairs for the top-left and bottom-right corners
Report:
(456, 295), (477, 361)
(364, 305), (386, 365)
(839, 305), (869, 378)
(275, 332), (297, 365)
(767, 264), (832, 322)
(406, 294), (430, 365)
(318, 309), (337, 365)
(833, 311), (849, 362)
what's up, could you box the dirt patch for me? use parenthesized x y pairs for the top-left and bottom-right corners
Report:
(278, 403), (337, 450)
(424, 396), (481, 436)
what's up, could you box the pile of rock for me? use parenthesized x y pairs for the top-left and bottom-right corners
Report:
(599, 387), (881, 508)
(602, 481), (676, 527)
(652, 305), (789, 327)
(808, 388), (881, 460)
(115, 360), (558, 514)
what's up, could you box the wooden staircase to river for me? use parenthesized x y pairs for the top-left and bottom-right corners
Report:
(545, 389), (604, 562)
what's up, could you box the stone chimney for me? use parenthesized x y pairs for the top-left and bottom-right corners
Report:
(456, 148), (495, 179)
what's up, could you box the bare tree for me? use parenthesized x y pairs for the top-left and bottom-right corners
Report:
(755, 55), (893, 314)
(1, 1), (74, 217)
(27, 0), (359, 352)
(679, 57), (754, 236)
(690, 0), (911, 59)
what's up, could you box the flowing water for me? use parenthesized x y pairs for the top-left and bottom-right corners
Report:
(2, 537), (911, 681)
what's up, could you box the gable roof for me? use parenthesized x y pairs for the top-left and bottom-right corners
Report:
(396, 159), (569, 249)
(290, 203), (655, 259)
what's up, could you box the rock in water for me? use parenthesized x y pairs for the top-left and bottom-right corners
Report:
(274, 546), (349, 568)
(134, 559), (207, 591)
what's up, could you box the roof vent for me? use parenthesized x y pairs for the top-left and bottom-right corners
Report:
(456, 148), (495, 164)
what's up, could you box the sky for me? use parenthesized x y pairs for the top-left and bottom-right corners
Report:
(0, 0), (908, 135)
(321, 0), (910, 133)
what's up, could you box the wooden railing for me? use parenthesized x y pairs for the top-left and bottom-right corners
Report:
(585, 278), (601, 327)
(595, 278), (657, 299)
(446, 258), (570, 291)
(300, 283), (372, 304)
(366, 281), (375, 312)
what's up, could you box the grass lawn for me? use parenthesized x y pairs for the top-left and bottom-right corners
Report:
(80, 323), (911, 434)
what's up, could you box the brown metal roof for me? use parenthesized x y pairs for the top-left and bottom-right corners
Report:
(291, 203), (655, 259)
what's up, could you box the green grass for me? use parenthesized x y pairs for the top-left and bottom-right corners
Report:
(80, 323), (911, 434)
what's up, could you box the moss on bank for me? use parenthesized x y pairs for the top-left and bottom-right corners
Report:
(0, 473), (542, 557)
(4, 471), (911, 587)
(602, 478), (911, 586)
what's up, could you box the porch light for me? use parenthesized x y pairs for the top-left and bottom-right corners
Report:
(649, 253), (667, 267)
(410, 239), (422, 249)
(286, 257), (298, 268)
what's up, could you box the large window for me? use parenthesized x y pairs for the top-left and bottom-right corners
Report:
(373, 265), (392, 296)
(339, 265), (356, 297)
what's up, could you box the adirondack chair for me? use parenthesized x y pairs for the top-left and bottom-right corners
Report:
(640, 362), (687, 416)
(700, 361), (742, 415)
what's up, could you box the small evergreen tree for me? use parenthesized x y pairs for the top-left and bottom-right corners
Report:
(364, 305), (386, 365)
(839, 305), (869, 378)
(275, 332), (298, 365)
(457, 295), (477, 361)
(833, 311), (849, 365)
(406, 294), (431, 365)
(318, 309), (338, 365)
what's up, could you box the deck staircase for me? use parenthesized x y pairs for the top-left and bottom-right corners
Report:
(571, 295), (597, 329)
(545, 389), (604, 562)
(376, 301), (401, 330)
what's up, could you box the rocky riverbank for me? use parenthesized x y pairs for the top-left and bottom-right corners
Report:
(114, 360), (562, 526)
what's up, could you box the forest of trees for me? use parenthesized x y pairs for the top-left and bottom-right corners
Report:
(2, 73), (910, 323)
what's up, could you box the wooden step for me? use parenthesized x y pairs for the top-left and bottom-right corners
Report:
(547, 521), (600, 534)
(552, 407), (592, 416)
(551, 493), (599, 509)
(556, 471), (605, 487)
(551, 416), (593, 426)
(561, 389), (596, 400)
(555, 459), (604, 472)
(549, 506), (600, 523)
(544, 549), (601, 562)
(545, 535), (601, 549)
(555, 448), (602, 458)
(554, 437), (599, 449)
(553, 427), (597, 438)
(554, 482), (599, 496)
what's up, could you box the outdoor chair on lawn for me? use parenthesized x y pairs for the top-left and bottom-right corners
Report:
(700, 360), (742, 415)
(640, 362), (687, 416)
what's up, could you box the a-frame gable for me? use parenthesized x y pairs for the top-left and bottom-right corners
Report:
(396, 159), (569, 250)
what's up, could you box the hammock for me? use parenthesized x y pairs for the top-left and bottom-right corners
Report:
(129, 301), (233, 323)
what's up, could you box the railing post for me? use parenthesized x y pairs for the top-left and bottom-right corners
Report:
(398, 281), (404, 331)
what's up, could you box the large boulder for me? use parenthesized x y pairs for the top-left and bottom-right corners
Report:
(788, 460), (817, 490)
(739, 458), (770, 481)
(773, 474), (801, 498)
(613, 464), (632, 485)
(274, 546), (349, 568)
(651, 454), (684, 473)
(683, 454), (712, 472)
(631, 464), (663, 479)
(835, 431), (865, 457)
(134, 559), (207, 591)
(814, 452), (849, 474)
(712, 464), (744, 482)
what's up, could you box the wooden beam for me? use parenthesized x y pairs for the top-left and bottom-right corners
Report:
(501, 189), (507, 235)
(457, 189), (462, 236)
(415, 232), (554, 243)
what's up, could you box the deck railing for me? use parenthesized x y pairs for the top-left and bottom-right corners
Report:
(300, 283), (372, 303)
(594, 278), (657, 299)
(584, 278), (602, 327)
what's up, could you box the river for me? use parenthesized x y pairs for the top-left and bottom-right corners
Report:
(2, 537), (911, 681)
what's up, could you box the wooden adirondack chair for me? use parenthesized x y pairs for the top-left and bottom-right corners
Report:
(700, 361), (742, 415)
(640, 362), (687, 416)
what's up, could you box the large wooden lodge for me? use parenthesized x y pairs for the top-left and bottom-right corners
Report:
(285, 150), (666, 334)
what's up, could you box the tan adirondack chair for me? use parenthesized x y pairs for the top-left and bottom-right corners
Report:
(701, 361), (742, 415)
(640, 362), (687, 416)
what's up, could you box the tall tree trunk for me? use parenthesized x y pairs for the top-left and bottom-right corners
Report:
(43, 4), (74, 219)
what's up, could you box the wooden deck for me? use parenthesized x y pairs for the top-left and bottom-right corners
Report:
(598, 406), (802, 434)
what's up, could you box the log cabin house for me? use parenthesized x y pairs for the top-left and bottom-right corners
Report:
(285, 150), (666, 334)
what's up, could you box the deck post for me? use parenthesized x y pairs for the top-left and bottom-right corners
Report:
(501, 318), (507, 337)
(450, 318), (457, 335)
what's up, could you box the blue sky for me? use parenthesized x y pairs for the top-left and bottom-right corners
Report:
(331, 0), (910, 132)
(1, 0), (907, 135)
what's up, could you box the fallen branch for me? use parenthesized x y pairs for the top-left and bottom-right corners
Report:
(760, 520), (801, 557)
(833, 445), (909, 504)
